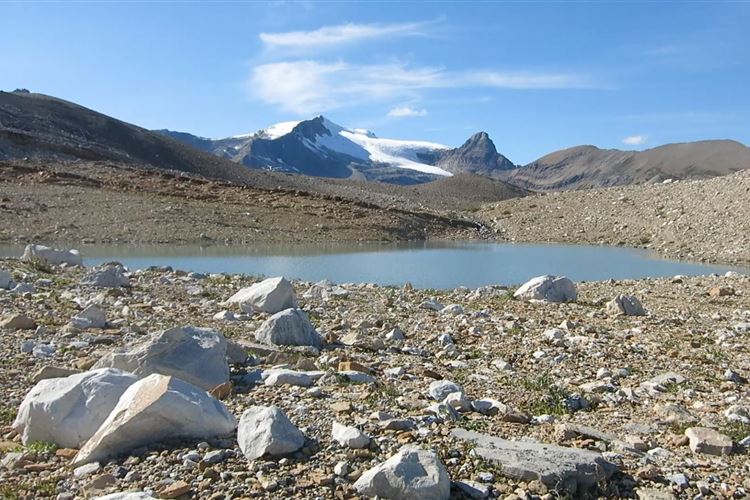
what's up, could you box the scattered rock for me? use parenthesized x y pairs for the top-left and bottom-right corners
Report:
(81, 263), (130, 288)
(685, 427), (733, 456)
(237, 405), (305, 460)
(428, 380), (463, 401)
(226, 276), (296, 314)
(254, 308), (323, 348)
(353, 445), (450, 500)
(95, 325), (229, 390)
(1, 314), (36, 330)
(452, 428), (616, 491)
(513, 275), (577, 303)
(21, 244), (82, 266)
(331, 421), (370, 449)
(13, 368), (138, 448)
(606, 294), (646, 316)
(73, 374), (237, 465)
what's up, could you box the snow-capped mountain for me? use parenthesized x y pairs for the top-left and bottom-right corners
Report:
(157, 116), (515, 185)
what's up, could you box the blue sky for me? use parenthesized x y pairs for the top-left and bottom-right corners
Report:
(1, 1), (748, 164)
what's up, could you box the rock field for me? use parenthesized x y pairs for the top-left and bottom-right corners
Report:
(1, 251), (750, 499)
(480, 169), (750, 266)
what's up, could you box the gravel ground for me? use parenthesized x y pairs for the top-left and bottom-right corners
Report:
(0, 161), (480, 245)
(479, 170), (750, 267)
(1, 257), (749, 499)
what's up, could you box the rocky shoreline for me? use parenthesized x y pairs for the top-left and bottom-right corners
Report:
(1, 249), (750, 500)
(480, 169), (750, 267)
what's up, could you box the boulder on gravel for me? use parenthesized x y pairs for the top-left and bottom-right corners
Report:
(685, 427), (733, 456)
(1, 314), (36, 330)
(94, 325), (229, 391)
(226, 277), (296, 314)
(606, 294), (646, 316)
(0, 269), (12, 290)
(13, 368), (138, 448)
(31, 365), (81, 384)
(81, 263), (130, 288)
(254, 308), (323, 348)
(92, 493), (156, 500)
(21, 244), (82, 266)
(429, 380), (463, 401)
(71, 304), (107, 329)
(514, 275), (577, 303)
(73, 374), (237, 465)
(237, 405), (305, 460)
(451, 428), (616, 492)
(353, 445), (450, 500)
(332, 421), (370, 449)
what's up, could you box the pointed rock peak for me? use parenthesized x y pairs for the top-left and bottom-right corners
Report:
(462, 131), (495, 149)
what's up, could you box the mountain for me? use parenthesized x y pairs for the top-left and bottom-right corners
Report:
(159, 116), (455, 185)
(0, 90), (257, 184)
(435, 132), (516, 178)
(504, 140), (750, 191)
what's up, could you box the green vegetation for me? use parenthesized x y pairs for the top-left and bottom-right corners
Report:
(519, 373), (572, 416)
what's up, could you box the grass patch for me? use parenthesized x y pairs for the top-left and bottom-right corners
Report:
(0, 406), (17, 426)
(519, 373), (572, 416)
(722, 421), (750, 442)
(26, 441), (58, 454)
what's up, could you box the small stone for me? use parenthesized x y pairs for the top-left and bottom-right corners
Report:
(158, 480), (191, 498)
(428, 380), (463, 401)
(1, 314), (36, 330)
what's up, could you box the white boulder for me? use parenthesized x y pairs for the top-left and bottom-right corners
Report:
(254, 308), (323, 347)
(71, 304), (107, 329)
(429, 380), (464, 401)
(226, 277), (296, 314)
(332, 421), (370, 449)
(514, 275), (577, 303)
(92, 493), (156, 500)
(81, 263), (130, 288)
(606, 294), (646, 316)
(94, 325), (229, 390)
(21, 244), (82, 266)
(237, 405), (305, 460)
(353, 445), (451, 500)
(73, 374), (237, 465)
(13, 368), (138, 448)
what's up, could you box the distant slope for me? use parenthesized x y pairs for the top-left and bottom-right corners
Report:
(503, 140), (750, 190)
(0, 91), (257, 184)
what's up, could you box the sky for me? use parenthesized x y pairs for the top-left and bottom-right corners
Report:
(1, 1), (748, 164)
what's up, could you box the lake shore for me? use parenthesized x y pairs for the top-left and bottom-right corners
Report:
(480, 169), (750, 267)
(1, 257), (749, 499)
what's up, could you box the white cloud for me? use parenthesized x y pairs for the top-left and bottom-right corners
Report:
(260, 21), (428, 49)
(388, 105), (427, 117)
(248, 60), (596, 115)
(622, 135), (648, 145)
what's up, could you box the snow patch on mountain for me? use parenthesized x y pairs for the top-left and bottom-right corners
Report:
(307, 118), (452, 176)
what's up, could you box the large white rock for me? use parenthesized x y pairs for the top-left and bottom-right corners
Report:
(0, 269), (12, 290)
(94, 325), (229, 390)
(332, 421), (370, 449)
(254, 308), (323, 347)
(73, 374), (237, 465)
(226, 277), (296, 314)
(81, 263), (130, 288)
(514, 275), (577, 303)
(353, 445), (451, 500)
(13, 368), (138, 448)
(237, 405), (305, 460)
(70, 304), (107, 329)
(21, 244), (82, 266)
(429, 380), (464, 401)
(606, 294), (646, 316)
(92, 493), (156, 500)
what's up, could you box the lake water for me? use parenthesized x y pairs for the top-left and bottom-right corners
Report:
(1, 242), (746, 289)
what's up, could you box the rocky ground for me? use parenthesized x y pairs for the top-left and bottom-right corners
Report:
(0, 161), (480, 245)
(1, 254), (749, 499)
(479, 170), (750, 267)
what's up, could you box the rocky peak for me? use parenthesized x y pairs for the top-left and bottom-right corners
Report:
(436, 131), (516, 177)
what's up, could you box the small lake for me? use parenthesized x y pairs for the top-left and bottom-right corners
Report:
(1, 241), (746, 289)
